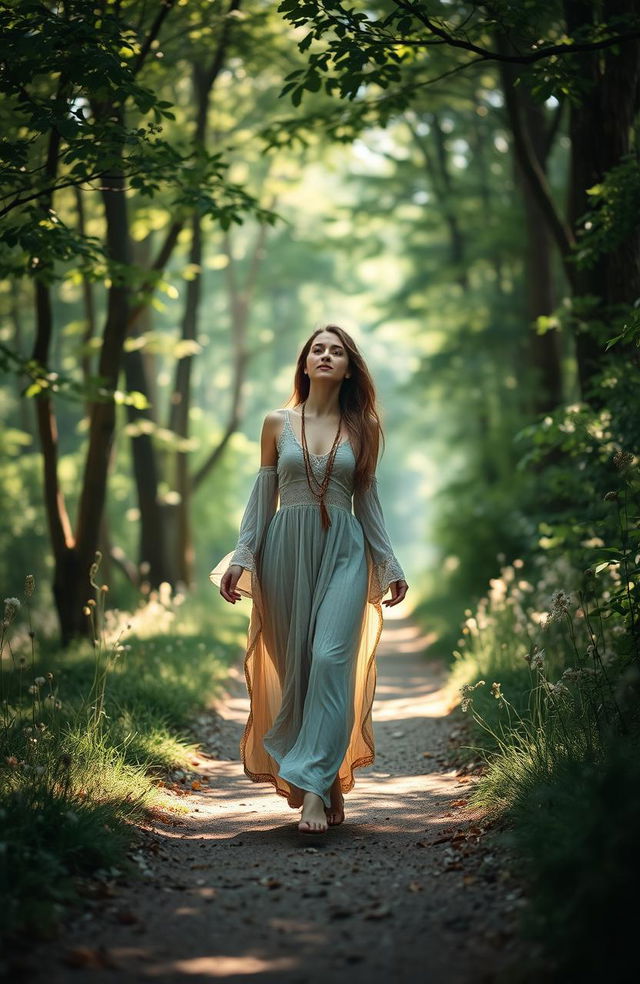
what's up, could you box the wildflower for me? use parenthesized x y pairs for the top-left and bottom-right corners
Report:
(552, 590), (571, 614)
(613, 449), (633, 471)
(34, 676), (45, 687)
(490, 682), (502, 699)
(54, 700), (62, 710)
(18, 655), (27, 667)
(3, 597), (20, 623)
(562, 668), (580, 681)
(524, 645), (545, 669)
(603, 491), (619, 501)
(28, 685), (38, 695)
(83, 606), (91, 616)
(46, 672), (54, 680)
(461, 698), (472, 713)
(545, 591), (571, 626)
(24, 575), (35, 597)
(547, 682), (570, 699)
(5, 756), (19, 768)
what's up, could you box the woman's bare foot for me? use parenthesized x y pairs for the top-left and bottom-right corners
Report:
(298, 791), (328, 834)
(325, 776), (345, 826)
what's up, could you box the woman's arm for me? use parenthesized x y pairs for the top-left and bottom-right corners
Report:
(353, 475), (408, 607)
(219, 413), (280, 603)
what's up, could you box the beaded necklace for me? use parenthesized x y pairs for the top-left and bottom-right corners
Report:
(300, 401), (343, 531)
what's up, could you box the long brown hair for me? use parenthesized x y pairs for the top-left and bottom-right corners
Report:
(286, 325), (384, 490)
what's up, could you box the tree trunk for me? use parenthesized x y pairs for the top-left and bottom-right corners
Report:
(565, 0), (640, 395)
(499, 58), (564, 413)
(165, 213), (202, 587)
(74, 186), (97, 408)
(70, 145), (132, 641)
(122, 235), (171, 587)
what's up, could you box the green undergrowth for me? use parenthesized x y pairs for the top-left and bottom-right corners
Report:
(0, 569), (245, 943)
(444, 479), (640, 980)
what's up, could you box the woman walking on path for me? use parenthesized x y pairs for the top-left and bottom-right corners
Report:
(211, 326), (408, 835)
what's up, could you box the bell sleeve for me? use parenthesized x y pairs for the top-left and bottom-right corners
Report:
(353, 475), (405, 605)
(209, 465), (279, 598)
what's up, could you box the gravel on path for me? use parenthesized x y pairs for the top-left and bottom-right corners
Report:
(20, 608), (534, 984)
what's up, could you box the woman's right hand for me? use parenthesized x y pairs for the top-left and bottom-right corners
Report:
(220, 564), (244, 604)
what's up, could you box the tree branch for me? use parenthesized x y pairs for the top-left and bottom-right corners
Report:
(133, 0), (177, 76)
(127, 218), (184, 330)
(205, 0), (242, 91)
(391, 1), (640, 63)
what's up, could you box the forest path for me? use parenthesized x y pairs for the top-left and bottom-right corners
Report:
(28, 610), (527, 984)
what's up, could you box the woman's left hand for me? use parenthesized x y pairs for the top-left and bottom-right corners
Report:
(383, 579), (409, 607)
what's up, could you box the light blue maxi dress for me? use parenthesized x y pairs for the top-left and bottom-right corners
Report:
(210, 408), (404, 810)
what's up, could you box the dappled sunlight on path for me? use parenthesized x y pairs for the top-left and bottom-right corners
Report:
(27, 607), (527, 984)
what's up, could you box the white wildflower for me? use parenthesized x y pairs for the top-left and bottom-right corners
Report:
(3, 598), (20, 623)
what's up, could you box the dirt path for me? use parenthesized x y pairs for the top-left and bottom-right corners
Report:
(26, 611), (529, 983)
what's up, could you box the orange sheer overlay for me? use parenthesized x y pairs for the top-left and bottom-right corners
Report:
(209, 546), (384, 809)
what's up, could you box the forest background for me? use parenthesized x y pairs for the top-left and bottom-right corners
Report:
(1, 2), (639, 980)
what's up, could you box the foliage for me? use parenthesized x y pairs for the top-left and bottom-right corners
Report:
(0, 0), (272, 279)
(276, 0), (640, 109)
(449, 448), (639, 977)
(0, 566), (241, 941)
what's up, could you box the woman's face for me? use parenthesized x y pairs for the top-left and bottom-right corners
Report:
(305, 331), (350, 382)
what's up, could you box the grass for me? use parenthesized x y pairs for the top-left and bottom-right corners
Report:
(444, 541), (640, 982)
(0, 570), (246, 942)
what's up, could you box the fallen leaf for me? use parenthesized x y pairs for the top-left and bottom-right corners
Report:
(64, 947), (115, 970)
(258, 876), (281, 889)
(191, 780), (202, 791)
(451, 799), (468, 808)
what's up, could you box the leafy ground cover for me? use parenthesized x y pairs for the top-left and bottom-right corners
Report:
(0, 560), (243, 942)
(446, 451), (639, 982)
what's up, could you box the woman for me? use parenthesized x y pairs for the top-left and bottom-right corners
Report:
(210, 325), (408, 835)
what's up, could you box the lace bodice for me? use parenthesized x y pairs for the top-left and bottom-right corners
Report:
(225, 409), (405, 602)
(276, 409), (355, 511)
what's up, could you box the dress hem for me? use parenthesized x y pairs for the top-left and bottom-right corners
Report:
(238, 566), (384, 811)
